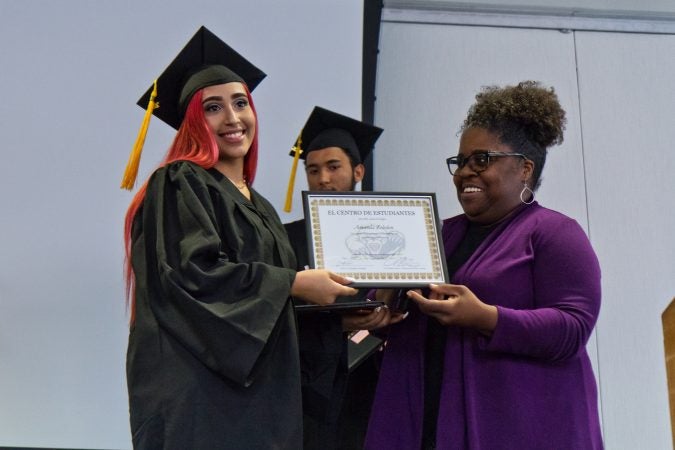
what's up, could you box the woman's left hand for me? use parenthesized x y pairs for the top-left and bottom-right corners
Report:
(407, 284), (498, 335)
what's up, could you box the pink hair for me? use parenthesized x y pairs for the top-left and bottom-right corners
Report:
(123, 84), (259, 323)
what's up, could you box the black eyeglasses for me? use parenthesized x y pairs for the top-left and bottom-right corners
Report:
(446, 151), (526, 175)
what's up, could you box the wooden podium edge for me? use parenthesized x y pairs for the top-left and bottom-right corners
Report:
(661, 297), (675, 448)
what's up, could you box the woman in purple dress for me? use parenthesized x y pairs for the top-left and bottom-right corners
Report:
(365, 81), (603, 450)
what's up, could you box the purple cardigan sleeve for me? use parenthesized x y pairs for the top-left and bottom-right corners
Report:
(477, 209), (601, 362)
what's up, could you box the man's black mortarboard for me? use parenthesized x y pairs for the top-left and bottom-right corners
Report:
(289, 106), (383, 164)
(121, 26), (265, 190)
(284, 106), (383, 211)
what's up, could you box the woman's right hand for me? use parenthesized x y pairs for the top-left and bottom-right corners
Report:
(291, 269), (358, 306)
(342, 303), (407, 331)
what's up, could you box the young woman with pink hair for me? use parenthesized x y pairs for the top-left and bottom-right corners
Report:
(122, 27), (356, 449)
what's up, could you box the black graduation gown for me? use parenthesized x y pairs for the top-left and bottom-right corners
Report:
(284, 219), (369, 450)
(127, 161), (301, 450)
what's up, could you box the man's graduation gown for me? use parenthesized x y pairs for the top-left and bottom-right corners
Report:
(284, 219), (349, 449)
(127, 161), (301, 449)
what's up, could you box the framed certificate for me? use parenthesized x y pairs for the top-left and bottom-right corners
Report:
(301, 192), (449, 287)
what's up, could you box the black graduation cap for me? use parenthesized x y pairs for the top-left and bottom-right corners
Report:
(137, 25), (266, 130)
(283, 107), (383, 212)
(121, 26), (265, 190)
(289, 106), (383, 164)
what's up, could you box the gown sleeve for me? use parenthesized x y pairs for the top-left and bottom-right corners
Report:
(133, 162), (297, 386)
(479, 216), (601, 362)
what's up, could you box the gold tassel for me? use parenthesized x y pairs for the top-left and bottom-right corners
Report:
(120, 80), (159, 190)
(283, 135), (303, 212)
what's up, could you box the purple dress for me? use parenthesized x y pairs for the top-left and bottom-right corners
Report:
(365, 203), (603, 449)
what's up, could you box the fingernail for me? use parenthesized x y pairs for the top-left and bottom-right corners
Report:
(345, 277), (356, 283)
(374, 306), (382, 312)
(402, 312), (409, 319)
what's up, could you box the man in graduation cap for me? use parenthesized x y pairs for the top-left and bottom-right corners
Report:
(284, 107), (395, 449)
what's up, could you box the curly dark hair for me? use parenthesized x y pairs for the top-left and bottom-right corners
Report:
(461, 80), (566, 190)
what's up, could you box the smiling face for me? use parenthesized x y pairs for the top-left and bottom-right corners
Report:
(305, 147), (364, 191)
(201, 82), (256, 162)
(453, 127), (534, 224)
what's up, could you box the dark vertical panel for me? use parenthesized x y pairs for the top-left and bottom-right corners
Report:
(362, 0), (383, 190)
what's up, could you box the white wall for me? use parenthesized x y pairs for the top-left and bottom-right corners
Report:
(0, 1), (362, 448)
(374, 10), (675, 449)
(575, 30), (675, 447)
